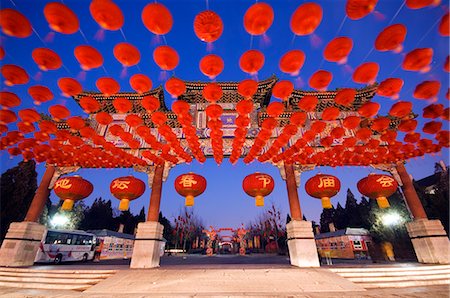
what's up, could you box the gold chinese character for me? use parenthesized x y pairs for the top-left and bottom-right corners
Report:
(376, 176), (395, 187)
(179, 175), (198, 187)
(256, 175), (272, 188)
(318, 176), (335, 188)
(55, 179), (72, 189)
(112, 180), (131, 190)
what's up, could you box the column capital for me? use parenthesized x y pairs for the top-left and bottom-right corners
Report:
(370, 163), (403, 186)
(49, 166), (80, 189)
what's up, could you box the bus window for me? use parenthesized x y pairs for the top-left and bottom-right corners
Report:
(45, 231), (58, 244)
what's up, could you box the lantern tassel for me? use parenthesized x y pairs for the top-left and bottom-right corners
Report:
(119, 199), (130, 211)
(321, 197), (332, 209)
(185, 195), (194, 207)
(255, 195), (264, 207)
(61, 199), (74, 211)
(376, 196), (390, 209)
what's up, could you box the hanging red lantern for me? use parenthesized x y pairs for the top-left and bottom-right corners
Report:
(352, 62), (379, 84)
(0, 47), (4, 60)
(151, 111), (167, 126)
(239, 50), (265, 75)
(66, 116), (85, 131)
(199, 54), (224, 79)
(0, 8), (32, 38)
(238, 79), (258, 99)
(346, 0), (378, 20)
(90, 0), (124, 31)
(242, 173), (274, 207)
(389, 101), (412, 118)
(44, 2), (79, 34)
(110, 176), (145, 211)
(357, 174), (398, 208)
(290, 3), (323, 35)
(371, 117), (391, 132)
(0, 91), (21, 109)
(406, 0), (438, 9)
(331, 127), (345, 139)
(243, 2), (274, 36)
(309, 70), (332, 91)
(129, 74), (152, 94)
(322, 107), (340, 121)
(402, 48), (433, 73)
(113, 42), (140, 67)
(358, 101), (380, 118)
(375, 24), (407, 53)
(141, 3), (173, 35)
(32, 48), (62, 71)
(194, 10), (223, 42)
(305, 174), (341, 208)
(175, 173), (207, 206)
(172, 100), (190, 116)
(74, 45), (103, 70)
(266, 102), (284, 117)
(343, 115), (361, 129)
(236, 100), (253, 115)
(423, 104), (444, 119)
(205, 104), (223, 120)
(165, 77), (186, 98)
(28, 86), (54, 105)
(279, 50), (305, 75)
(398, 119), (418, 132)
(272, 80), (294, 101)
(290, 112), (307, 126)
(95, 112), (113, 126)
(153, 45), (179, 71)
(58, 77), (82, 97)
(298, 95), (318, 112)
(203, 83), (223, 103)
(422, 121), (442, 134)
(376, 78), (404, 99)
(0, 110), (17, 125)
(439, 12), (449, 36)
(125, 114), (143, 128)
(49, 105), (70, 121)
(112, 97), (132, 113)
(334, 88), (356, 106)
(79, 96), (100, 114)
(96, 77), (120, 97)
(1, 64), (29, 86)
(54, 176), (93, 210)
(142, 95), (160, 112)
(18, 109), (40, 124)
(413, 80), (440, 100)
(323, 37), (353, 64)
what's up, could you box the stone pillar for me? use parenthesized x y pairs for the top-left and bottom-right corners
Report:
(131, 164), (165, 269)
(281, 163), (320, 267)
(0, 165), (55, 267)
(396, 162), (450, 264)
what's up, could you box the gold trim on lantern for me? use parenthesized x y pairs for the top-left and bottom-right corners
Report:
(185, 195), (194, 206)
(119, 199), (130, 211)
(321, 197), (332, 209)
(255, 195), (264, 207)
(376, 196), (390, 208)
(61, 199), (74, 211)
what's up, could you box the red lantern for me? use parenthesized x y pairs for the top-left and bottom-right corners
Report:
(203, 83), (223, 103)
(305, 174), (341, 208)
(238, 79), (258, 98)
(0, 91), (21, 109)
(58, 77), (82, 97)
(113, 42), (140, 67)
(323, 37), (353, 64)
(175, 173), (207, 206)
(309, 70), (332, 91)
(194, 10), (223, 42)
(357, 174), (398, 208)
(141, 3), (173, 35)
(28, 86), (54, 105)
(375, 24), (407, 53)
(110, 176), (146, 211)
(346, 0), (377, 20)
(239, 50), (264, 75)
(74, 45), (103, 70)
(54, 176), (93, 210)
(153, 45), (179, 71)
(130, 74), (152, 94)
(272, 80), (294, 101)
(402, 48), (433, 73)
(298, 95), (318, 112)
(142, 95), (160, 112)
(0, 8), (32, 38)
(243, 173), (274, 207)
(96, 77), (120, 97)
(44, 2), (79, 34)
(322, 107), (340, 121)
(279, 50), (305, 75)
(90, 0), (124, 31)
(352, 62), (379, 84)
(290, 3), (322, 35)
(334, 88), (356, 106)
(199, 54), (224, 79)
(32, 48), (62, 71)
(243, 2), (274, 36)
(165, 77), (186, 98)
(1, 64), (29, 86)
(439, 12), (449, 36)
(377, 78), (403, 99)
(413, 80), (440, 100)
(266, 102), (284, 117)
(95, 112), (113, 125)
(112, 97), (132, 113)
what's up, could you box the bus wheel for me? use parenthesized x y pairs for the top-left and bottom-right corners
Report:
(82, 253), (89, 262)
(54, 254), (62, 264)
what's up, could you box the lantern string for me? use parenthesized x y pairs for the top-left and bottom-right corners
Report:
(120, 29), (128, 42)
(414, 18), (440, 48)
(387, 1), (405, 26)
(79, 29), (90, 44)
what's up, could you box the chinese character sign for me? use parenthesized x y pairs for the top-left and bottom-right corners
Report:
(305, 174), (341, 209)
(242, 173), (275, 207)
(175, 173), (207, 206)
(54, 176), (93, 211)
(110, 176), (146, 211)
(357, 174), (398, 208)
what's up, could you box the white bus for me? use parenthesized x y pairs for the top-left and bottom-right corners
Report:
(34, 229), (97, 264)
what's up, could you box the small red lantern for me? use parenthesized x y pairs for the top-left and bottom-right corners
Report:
(54, 176), (93, 210)
(242, 173), (274, 207)
(110, 176), (146, 211)
(357, 174), (398, 208)
(305, 174), (341, 209)
(175, 173), (207, 206)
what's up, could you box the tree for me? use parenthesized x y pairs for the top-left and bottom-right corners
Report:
(136, 207), (146, 223)
(44, 201), (86, 230)
(115, 210), (137, 235)
(158, 212), (173, 245)
(1, 160), (37, 241)
(334, 203), (347, 230)
(173, 208), (204, 251)
(319, 206), (335, 233)
(345, 189), (363, 227)
(79, 197), (117, 231)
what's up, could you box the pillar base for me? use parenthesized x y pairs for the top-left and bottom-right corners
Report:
(406, 219), (450, 264)
(130, 221), (165, 269)
(0, 222), (46, 267)
(286, 220), (320, 267)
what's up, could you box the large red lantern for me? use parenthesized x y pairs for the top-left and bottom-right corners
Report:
(305, 174), (341, 209)
(54, 176), (93, 210)
(357, 174), (398, 208)
(175, 173), (207, 206)
(242, 173), (274, 207)
(110, 176), (146, 211)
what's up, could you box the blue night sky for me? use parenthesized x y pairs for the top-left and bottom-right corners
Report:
(0, 0), (448, 227)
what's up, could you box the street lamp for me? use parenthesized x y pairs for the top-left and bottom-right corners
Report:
(381, 212), (403, 227)
(50, 213), (69, 228)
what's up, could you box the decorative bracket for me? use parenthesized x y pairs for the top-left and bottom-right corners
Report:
(276, 161), (315, 187)
(370, 163), (403, 186)
(49, 166), (81, 189)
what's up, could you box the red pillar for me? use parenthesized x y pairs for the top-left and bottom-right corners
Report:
(396, 162), (428, 220)
(24, 166), (56, 222)
(284, 163), (303, 221)
(147, 164), (164, 222)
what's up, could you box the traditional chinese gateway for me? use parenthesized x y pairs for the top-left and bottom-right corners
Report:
(0, 77), (448, 268)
